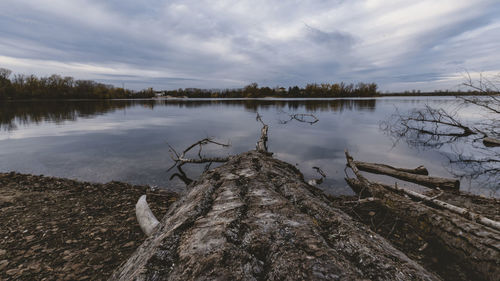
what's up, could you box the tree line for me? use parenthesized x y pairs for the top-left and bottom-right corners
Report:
(163, 82), (379, 98)
(1, 68), (380, 99)
(0, 68), (154, 99)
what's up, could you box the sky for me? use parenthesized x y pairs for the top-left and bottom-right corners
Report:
(1, 0), (499, 92)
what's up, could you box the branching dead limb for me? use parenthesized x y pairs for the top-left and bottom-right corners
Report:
(381, 105), (479, 149)
(166, 138), (230, 171)
(278, 110), (319, 125)
(462, 71), (500, 96)
(169, 165), (194, 185)
(445, 148), (500, 192)
(381, 73), (500, 191)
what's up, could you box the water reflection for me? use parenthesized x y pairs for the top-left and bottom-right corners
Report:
(0, 99), (376, 131)
(0, 98), (495, 197)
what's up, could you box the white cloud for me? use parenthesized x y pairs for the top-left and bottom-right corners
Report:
(0, 0), (499, 91)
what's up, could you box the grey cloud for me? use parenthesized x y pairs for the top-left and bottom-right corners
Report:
(0, 0), (499, 91)
(304, 25), (356, 51)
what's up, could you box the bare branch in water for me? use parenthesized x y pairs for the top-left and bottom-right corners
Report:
(169, 165), (194, 185)
(167, 137), (231, 171)
(308, 166), (327, 186)
(380, 72), (500, 193)
(278, 110), (319, 125)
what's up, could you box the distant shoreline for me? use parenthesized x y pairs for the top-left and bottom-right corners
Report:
(1, 92), (496, 101)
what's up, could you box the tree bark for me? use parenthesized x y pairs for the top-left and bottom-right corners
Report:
(345, 152), (500, 281)
(353, 161), (459, 190)
(110, 151), (438, 281)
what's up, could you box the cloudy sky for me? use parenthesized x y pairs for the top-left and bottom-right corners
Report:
(1, 0), (499, 92)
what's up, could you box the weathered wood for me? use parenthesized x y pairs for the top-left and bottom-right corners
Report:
(483, 137), (500, 147)
(353, 160), (459, 190)
(354, 161), (429, 175)
(345, 152), (500, 281)
(256, 113), (269, 153)
(111, 151), (438, 281)
(136, 195), (160, 236)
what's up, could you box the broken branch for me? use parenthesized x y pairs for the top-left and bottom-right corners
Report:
(167, 138), (231, 170)
(256, 113), (269, 153)
(353, 160), (458, 190)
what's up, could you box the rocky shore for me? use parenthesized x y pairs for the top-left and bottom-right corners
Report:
(0, 172), (177, 280)
(1, 171), (498, 280)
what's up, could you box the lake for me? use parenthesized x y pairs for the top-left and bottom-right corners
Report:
(0, 98), (496, 196)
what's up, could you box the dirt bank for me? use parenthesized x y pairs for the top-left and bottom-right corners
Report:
(0, 172), (177, 280)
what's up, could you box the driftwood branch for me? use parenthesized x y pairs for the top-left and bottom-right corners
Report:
(483, 137), (500, 147)
(167, 138), (231, 171)
(346, 151), (499, 229)
(307, 166), (326, 186)
(135, 195), (160, 236)
(353, 160), (459, 190)
(354, 161), (429, 175)
(169, 165), (194, 185)
(344, 150), (500, 280)
(255, 113), (269, 153)
(343, 197), (380, 205)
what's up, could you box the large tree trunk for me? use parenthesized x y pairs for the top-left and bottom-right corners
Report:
(345, 153), (500, 281)
(110, 150), (438, 281)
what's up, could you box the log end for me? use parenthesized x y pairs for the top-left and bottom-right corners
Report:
(483, 137), (500, 147)
(414, 165), (429, 175)
(135, 195), (160, 236)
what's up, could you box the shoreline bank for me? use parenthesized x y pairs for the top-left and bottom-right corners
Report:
(1, 171), (498, 280)
(0, 172), (177, 280)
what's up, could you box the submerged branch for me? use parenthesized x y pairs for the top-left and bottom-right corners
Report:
(278, 110), (319, 125)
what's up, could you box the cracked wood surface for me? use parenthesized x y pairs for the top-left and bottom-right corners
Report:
(345, 178), (500, 281)
(110, 151), (438, 281)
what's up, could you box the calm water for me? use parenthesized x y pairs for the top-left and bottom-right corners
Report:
(0, 98), (495, 196)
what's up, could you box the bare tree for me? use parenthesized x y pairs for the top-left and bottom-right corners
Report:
(0, 68), (12, 80)
(381, 72), (500, 193)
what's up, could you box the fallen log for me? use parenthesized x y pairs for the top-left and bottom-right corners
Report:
(353, 160), (459, 190)
(111, 150), (438, 280)
(354, 161), (429, 175)
(483, 137), (500, 147)
(345, 151), (500, 281)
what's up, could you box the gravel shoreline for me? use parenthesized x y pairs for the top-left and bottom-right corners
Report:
(1, 172), (498, 280)
(0, 172), (178, 280)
